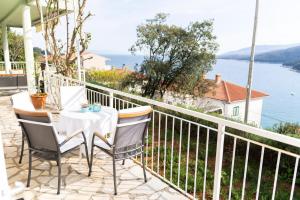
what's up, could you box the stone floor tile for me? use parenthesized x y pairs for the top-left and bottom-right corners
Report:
(0, 93), (188, 200)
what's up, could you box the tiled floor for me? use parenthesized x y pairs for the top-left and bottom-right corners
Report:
(0, 91), (188, 200)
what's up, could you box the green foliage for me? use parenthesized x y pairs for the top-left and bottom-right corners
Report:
(0, 29), (25, 61)
(272, 122), (300, 137)
(126, 13), (218, 98)
(86, 69), (131, 89)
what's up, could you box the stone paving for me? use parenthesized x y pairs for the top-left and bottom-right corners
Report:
(0, 91), (188, 200)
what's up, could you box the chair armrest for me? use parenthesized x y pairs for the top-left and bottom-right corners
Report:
(93, 131), (112, 147)
(60, 129), (84, 146)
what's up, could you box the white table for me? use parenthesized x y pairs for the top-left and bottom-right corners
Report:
(58, 106), (118, 155)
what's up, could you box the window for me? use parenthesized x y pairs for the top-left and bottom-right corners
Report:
(232, 106), (239, 116)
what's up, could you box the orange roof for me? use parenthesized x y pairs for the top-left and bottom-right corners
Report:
(205, 78), (268, 103)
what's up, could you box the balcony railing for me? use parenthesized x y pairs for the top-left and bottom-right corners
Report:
(0, 61), (27, 73)
(0, 61), (55, 74)
(44, 71), (300, 200)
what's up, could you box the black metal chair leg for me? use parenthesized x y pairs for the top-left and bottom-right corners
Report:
(19, 132), (25, 164)
(27, 150), (32, 187)
(88, 144), (94, 177)
(122, 159), (125, 165)
(113, 158), (117, 195)
(84, 143), (90, 169)
(142, 152), (147, 183)
(57, 158), (61, 195)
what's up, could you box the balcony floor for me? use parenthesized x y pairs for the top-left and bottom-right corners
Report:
(0, 92), (188, 200)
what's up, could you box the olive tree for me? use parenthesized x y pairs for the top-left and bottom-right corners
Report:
(127, 13), (218, 99)
(36, 0), (92, 77)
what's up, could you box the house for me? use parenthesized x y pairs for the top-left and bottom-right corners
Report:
(81, 52), (111, 70)
(164, 74), (268, 127)
(38, 52), (112, 71)
(202, 74), (268, 127)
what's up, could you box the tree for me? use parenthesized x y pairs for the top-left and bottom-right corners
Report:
(0, 29), (25, 62)
(36, 0), (92, 77)
(127, 13), (218, 99)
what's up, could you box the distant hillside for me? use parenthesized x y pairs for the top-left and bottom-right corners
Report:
(219, 44), (300, 71)
(284, 60), (300, 71)
(254, 46), (300, 64)
(219, 44), (299, 60)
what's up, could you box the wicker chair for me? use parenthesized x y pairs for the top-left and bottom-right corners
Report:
(14, 108), (89, 194)
(88, 106), (152, 195)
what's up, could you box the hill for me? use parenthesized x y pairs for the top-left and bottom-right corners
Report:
(219, 44), (300, 71)
(219, 44), (299, 60)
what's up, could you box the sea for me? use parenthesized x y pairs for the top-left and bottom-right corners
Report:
(103, 54), (300, 128)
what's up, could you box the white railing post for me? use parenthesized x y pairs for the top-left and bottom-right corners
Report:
(109, 91), (114, 108)
(43, 70), (47, 93)
(212, 123), (226, 200)
(2, 24), (11, 74)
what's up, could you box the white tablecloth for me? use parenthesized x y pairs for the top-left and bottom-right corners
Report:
(58, 106), (118, 153)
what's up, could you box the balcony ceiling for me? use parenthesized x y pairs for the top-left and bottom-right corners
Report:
(0, 0), (72, 28)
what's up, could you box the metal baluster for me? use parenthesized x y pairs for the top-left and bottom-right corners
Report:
(177, 120), (183, 187)
(170, 117), (175, 182)
(203, 128), (210, 200)
(290, 157), (299, 200)
(151, 112), (155, 170)
(255, 146), (265, 200)
(271, 152), (281, 200)
(228, 137), (237, 200)
(241, 141), (250, 200)
(193, 125), (200, 198)
(163, 115), (168, 178)
(157, 113), (161, 173)
(184, 123), (191, 192)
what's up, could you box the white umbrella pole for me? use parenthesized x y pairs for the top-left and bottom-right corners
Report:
(73, 0), (82, 81)
(244, 0), (260, 124)
(38, 0), (49, 72)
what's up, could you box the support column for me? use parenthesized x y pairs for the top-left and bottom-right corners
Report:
(22, 5), (35, 93)
(2, 25), (11, 74)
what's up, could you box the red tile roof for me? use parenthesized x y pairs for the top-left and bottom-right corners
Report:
(205, 79), (268, 103)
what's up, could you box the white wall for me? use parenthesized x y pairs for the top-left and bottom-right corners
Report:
(224, 98), (264, 127)
(82, 53), (111, 70)
(163, 92), (264, 127)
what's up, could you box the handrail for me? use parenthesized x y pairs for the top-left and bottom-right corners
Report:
(47, 72), (300, 148)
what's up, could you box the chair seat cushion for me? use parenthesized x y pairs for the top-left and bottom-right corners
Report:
(11, 91), (35, 111)
(118, 106), (152, 118)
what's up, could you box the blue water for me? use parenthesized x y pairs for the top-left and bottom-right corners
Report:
(102, 54), (300, 128)
(103, 54), (144, 69)
(210, 59), (300, 128)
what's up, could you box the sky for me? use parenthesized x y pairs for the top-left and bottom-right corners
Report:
(32, 0), (300, 55)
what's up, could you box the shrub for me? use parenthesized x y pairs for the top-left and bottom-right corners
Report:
(272, 122), (300, 137)
(86, 69), (131, 89)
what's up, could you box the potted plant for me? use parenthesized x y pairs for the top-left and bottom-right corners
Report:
(31, 92), (47, 109)
(31, 62), (47, 109)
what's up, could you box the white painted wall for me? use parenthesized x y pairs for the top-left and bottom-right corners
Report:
(163, 92), (264, 127)
(82, 53), (111, 70)
(220, 98), (263, 127)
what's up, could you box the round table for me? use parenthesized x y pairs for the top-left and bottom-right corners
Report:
(58, 106), (118, 154)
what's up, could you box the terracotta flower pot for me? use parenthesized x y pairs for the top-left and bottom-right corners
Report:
(31, 93), (48, 110)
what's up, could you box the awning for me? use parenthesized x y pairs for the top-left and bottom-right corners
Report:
(0, 0), (73, 28)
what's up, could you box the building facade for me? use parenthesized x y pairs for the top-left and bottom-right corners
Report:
(164, 74), (268, 127)
(81, 52), (111, 70)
